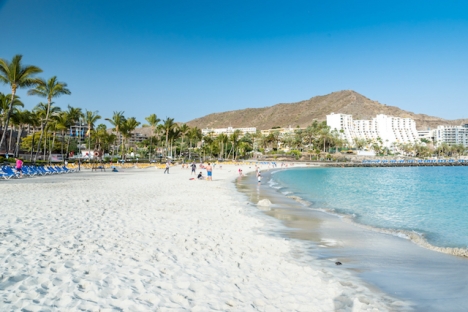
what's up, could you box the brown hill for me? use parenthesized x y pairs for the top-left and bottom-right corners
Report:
(186, 90), (464, 131)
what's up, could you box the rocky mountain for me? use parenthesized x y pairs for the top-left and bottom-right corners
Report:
(185, 90), (465, 131)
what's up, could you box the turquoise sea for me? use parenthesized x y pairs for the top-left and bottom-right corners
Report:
(269, 166), (468, 255)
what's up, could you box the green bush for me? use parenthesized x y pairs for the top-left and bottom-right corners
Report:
(290, 150), (302, 160)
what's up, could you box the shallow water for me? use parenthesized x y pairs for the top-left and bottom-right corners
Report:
(236, 167), (468, 312)
(272, 167), (468, 252)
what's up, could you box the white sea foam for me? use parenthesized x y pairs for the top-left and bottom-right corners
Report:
(322, 207), (468, 258)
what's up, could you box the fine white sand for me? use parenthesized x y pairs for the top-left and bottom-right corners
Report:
(0, 164), (400, 311)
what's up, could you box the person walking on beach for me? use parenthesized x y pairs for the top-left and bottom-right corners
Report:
(206, 162), (213, 181)
(15, 158), (23, 178)
(164, 161), (170, 174)
(191, 162), (196, 175)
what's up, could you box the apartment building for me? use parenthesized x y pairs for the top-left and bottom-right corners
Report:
(434, 124), (468, 146)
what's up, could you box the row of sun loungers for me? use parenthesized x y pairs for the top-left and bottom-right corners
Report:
(0, 165), (76, 180)
(362, 159), (463, 164)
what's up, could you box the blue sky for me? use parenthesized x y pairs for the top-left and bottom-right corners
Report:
(1, 0), (468, 126)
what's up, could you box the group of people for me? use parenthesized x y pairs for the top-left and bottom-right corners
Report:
(165, 161), (213, 181)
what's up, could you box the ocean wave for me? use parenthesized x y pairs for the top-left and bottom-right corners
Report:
(329, 208), (468, 258)
(285, 195), (312, 207)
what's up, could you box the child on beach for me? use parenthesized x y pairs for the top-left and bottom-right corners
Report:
(257, 173), (262, 184)
(197, 172), (204, 180)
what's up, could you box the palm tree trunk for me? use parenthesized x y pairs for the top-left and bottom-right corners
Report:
(43, 130), (49, 160)
(15, 126), (23, 157)
(149, 136), (153, 161)
(87, 125), (91, 159)
(227, 145), (233, 160)
(189, 138), (192, 159)
(34, 122), (45, 160)
(61, 130), (65, 161)
(165, 131), (169, 157)
(65, 131), (71, 159)
(0, 91), (17, 153)
(120, 133), (124, 159)
(49, 132), (57, 162)
(30, 129), (36, 160)
(35, 99), (52, 161)
(8, 127), (14, 155)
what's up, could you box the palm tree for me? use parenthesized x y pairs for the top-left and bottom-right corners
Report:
(0, 55), (42, 152)
(27, 109), (42, 159)
(106, 111), (126, 158)
(145, 113), (160, 160)
(52, 112), (69, 160)
(121, 117), (140, 157)
(28, 76), (71, 160)
(1, 94), (24, 154)
(170, 127), (181, 158)
(1, 93), (23, 129)
(178, 124), (190, 156)
(216, 133), (229, 159)
(64, 105), (84, 158)
(229, 130), (242, 160)
(11, 109), (33, 157)
(47, 115), (62, 161)
(161, 117), (177, 157)
(84, 110), (101, 155)
(33, 102), (61, 159)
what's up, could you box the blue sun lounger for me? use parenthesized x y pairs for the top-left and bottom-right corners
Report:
(1, 166), (19, 179)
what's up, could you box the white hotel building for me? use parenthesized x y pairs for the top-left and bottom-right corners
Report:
(201, 126), (257, 137)
(326, 113), (419, 148)
(434, 124), (468, 146)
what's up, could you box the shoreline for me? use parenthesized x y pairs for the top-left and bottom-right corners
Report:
(268, 166), (468, 258)
(0, 164), (400, 311)
(239, 165), (468, 311)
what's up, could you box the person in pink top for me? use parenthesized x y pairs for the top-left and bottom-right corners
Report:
(15, 158), (23, 178)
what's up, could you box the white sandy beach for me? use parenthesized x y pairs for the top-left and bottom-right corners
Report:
(0, 164), (400, 311)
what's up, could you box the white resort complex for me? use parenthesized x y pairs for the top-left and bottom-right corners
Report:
(201, 126), (257, 136)
(327, 113), (419, 148)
